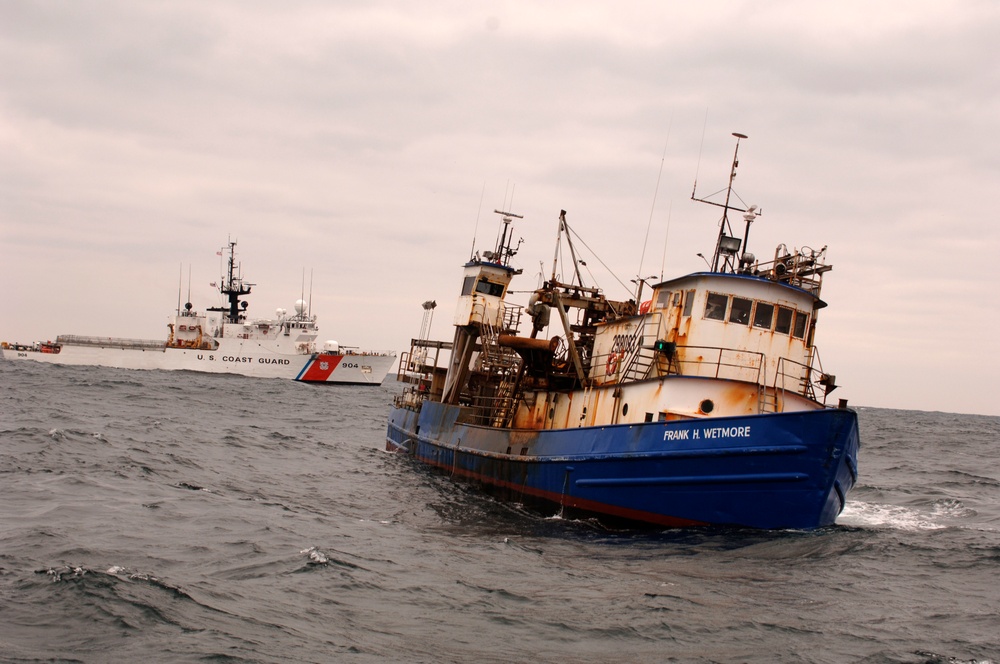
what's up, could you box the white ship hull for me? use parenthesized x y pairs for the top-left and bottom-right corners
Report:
(2, 240), (396, 384)
(2, 338), (395, 384)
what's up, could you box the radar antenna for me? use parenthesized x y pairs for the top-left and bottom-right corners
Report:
(487, 209), (524, 267)
(207, 239), (254, 324)
(691, 132), (762, 273)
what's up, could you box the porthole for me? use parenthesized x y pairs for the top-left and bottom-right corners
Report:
(699, 399), (715, 414)
(548, 407), (555, 419)
(622, 403), (629, 416)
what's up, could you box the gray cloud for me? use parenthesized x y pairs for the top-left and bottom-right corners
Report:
(2, 1), (997, 415)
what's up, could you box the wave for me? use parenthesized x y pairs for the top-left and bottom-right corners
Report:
(838, 501), (949, 531)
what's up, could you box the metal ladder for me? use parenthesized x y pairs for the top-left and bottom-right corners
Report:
(621, 314), (666, 383)
(476, 314), (523, 426)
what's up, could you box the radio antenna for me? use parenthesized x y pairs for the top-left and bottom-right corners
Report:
(691, 107), (709, 198)
(637, 124), (671, 299)
(470, 181), (486, 260)
(660, 199), (673, 281)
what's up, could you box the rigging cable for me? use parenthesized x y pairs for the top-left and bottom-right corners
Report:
(564, 224), (633, 296)
(637, 120), (672, 298)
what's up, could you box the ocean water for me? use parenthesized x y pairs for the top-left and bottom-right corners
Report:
(1, 360), (998, 664)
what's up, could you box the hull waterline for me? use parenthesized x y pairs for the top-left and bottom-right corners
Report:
(388, 402), (859, 529)
(2, 342), (395, 384)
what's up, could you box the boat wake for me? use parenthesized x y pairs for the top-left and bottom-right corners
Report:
(839, 501), (950, 531)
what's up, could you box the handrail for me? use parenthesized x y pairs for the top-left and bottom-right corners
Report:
(775, 349), (825, 403)
(618, 313), (658, 381)
(56, 334), (168, 350)
(593, 312), (665, 384)
(673, 345), (766, 386)
(599, 338), (824, 405)
(467, 393), (520, 426)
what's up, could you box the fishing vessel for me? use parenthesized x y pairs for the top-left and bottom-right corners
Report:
(1, 241), (396, 384)
(386, 134), (860, 529)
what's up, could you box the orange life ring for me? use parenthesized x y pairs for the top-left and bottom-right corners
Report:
(606, 352), (620, 375)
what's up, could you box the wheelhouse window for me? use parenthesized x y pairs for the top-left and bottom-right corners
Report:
(704, 293), (728, 320)
(792, 311), (809, 339)
(461, 276), (476, 296)
(656, 289), (672, 310)
(474, 279), (506, 297)
(703, 295), (809, 338)
(729, 297), (752, 325)
(775, 306), (793, 335)
(753, 302), (774, 330)
(683, 289), (695, 316)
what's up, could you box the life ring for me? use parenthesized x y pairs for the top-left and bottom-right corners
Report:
(606, 352), (620, 375)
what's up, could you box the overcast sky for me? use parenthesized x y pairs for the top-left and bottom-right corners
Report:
(2, 1), (997, 416)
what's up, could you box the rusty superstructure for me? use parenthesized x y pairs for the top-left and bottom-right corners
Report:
(387, 135), (860, 529)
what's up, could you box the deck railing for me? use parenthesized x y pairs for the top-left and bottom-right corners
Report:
(674, 345), (767, 385)
(775, 347), (826, 403)
(56, 335), (167, 350)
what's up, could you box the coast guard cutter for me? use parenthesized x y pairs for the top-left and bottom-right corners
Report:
(2, 241), (396, 384)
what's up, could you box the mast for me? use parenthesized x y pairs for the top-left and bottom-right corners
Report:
(692, 132), (759, 273)
(491, 209), (523, 266)
(207, 240), (253, 324)
(712, 132), (744, 272)
(550, 211), (564, 282)
(549, 210), (584, 287)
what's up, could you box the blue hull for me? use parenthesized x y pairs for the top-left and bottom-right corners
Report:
(387, 402), (860, 529)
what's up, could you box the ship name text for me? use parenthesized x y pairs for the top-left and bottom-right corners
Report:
(198, 354), (290, 365)
(664, 425), (751, 441)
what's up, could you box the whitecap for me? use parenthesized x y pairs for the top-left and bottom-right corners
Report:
(838, 501), (946, 531)
(44, 565), (87, 582)
(930, 498), (977, 519)
(300, 546), (328, 564)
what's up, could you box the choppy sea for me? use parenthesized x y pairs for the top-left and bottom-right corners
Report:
(1, 360), (998, 664)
